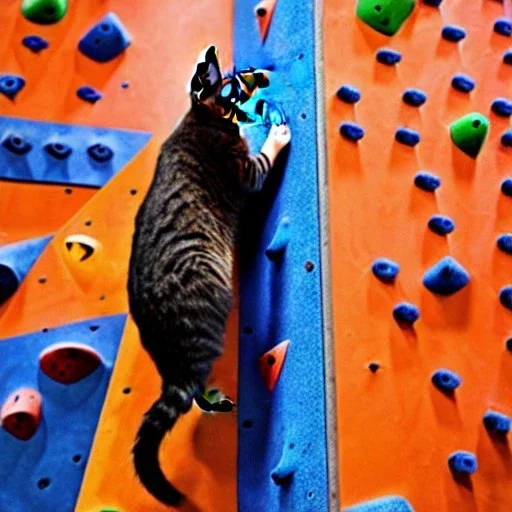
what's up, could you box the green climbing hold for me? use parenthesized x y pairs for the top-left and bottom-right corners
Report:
(450, 112), (489, 158)
(99, 509), (120, 512)
(21, 0), (68, 25)
(356, 0), (415, 36)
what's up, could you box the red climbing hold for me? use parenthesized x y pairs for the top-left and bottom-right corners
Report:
(258, 339), (290, 391)
(39, 342), (102, 384)
(254, 0), (277, 43)
(1, 388), (42, 440)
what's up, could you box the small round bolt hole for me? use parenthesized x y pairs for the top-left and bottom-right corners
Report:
(99, 295), (106, 301)
(301, 113), (307, 119)
(289, 443), (295, 449)
(374, 4), (382, 11)
(85, 220), (92, 227)
(473, 120), (481, 128)
(44, 7), (56, 15)
(243, 326), (253, 335)
(38, 277), (47, 284)
(123, 387), (131, 395)
(307, 491), (314, 499)
(6, 79), (15, 88)
(305, 261), (315, 272)
(242, 419), (253, 429)
(14, 395), (19, 402)
(130, 189), (138, 195)
(89, 325), (100, 332)
(298, 53), (304, 60)
(42, 328), (48, 333)
(72, 454), (82, 464)
(94, 38), (101, 45)
(256, 7), (267, 17)
(267, 355), (276, 366)
(37, 478), (51, 490)
(64, 188), (72, 195)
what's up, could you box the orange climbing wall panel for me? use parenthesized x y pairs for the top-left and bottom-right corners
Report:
(0, 1), (236, 511)
(324, 1), (512, 511)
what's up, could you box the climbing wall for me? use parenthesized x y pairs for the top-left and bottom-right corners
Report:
(324, 0), (512, 511)
(0, 1), (237, 511)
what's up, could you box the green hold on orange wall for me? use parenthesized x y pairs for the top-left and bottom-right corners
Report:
(356, 0), (415, 36)
(21, 0), (68, 25)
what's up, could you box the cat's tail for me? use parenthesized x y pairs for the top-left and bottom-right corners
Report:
(133, 382), (195, 506)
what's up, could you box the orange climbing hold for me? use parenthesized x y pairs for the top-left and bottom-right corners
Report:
(1, 388), (42, 440)
(258, 339), (290, 391)
(39, 342), (102, 384)
(62, 234), (103, 288)
(254, 0), (277, 43)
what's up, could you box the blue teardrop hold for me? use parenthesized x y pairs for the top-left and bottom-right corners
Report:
(393, 302), (420, 326)
(22, 35), (49, 53)
(414, 172), (441, 192)
(0, 75), (26, 100)
(494, 18), (512, 37)
(431, 369), (461, 392)
(339, 122), (365, 142)
(500, 286), (512, 310)
(336, 85), (361, 104)
(451, 74), (475, 93)
(372, 258), (400, 283)
(428, 215), (455, 236)
(502, 178), (512, 197)
(403, 89), (427, 107)
(2, 134), (32, 155)
(376, 48), (402, 66)
(497, 234), (512, 254)
(492, 98), (512, 117)
(44, 142), (72, 160)
(77, 86), (102, 104)
(87, 143), (114, 163)
(449, 451), (477, 475)
(483, 410), (511, 434)
(423, 256), (469, 296)
(504, 50), (512, 65)
(442, 25), (466, 42)
(502, 129), (512, 147)
(396, 128), (420, 147)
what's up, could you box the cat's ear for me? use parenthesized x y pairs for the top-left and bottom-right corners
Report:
(189, 45), (222, 102)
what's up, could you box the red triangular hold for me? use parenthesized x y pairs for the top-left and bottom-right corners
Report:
(258, 339), (290, 391)
(254, 0), (277, 43)
(39, 342), (102, 384)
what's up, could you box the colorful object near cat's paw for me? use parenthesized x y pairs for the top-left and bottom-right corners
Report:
(265, 217), (290, 260)
(79, 13), (132, 63)
(0, 75), (26, 100)
(195, 388), (235, 413)
(62, 234), (103, 288)
(1, 388), (42, 441)
(431, 369), (461, 393)
(356, 0), (415, 36)
(258, 340), (290, 392)
(21, 0), (68, 24)
(450, 112), (489, 158)
(343, 495), (414, 512)
(423, 257), (469, 296)
(39, 342), (102, 384)
(254, 0), (277, 42)
(448, 451), (477, 475)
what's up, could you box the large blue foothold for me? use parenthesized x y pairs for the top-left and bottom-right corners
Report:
(78, 12), (131, 63)
(431, 369), (461, 393)
(494, 18), (512, 37)
(423, 256), (469, 296)
(340, 122), (365, 142)
(492, 98), (512, 118)
(396, 128), (420, 147)
(393, 302), (420, 326)
(451, 74), (475, 93)
(428, 215), (454, 236)
(502, 178), (512, 197)
(0, 76), (26, 100)
(343, 496), (415, 512)
(442, 25), (466, 42)
(0, 315), (126, 512)
(0, 236), (51, 304)
(77, 86), (102, 104)
(504, 50), (512, 65)
(22, 35), (49, 53)
(502, 129), (512, 147)
(403, 89), (427, 107)
(449, 451), (478, 475)
(500, 286), (512, 311)
(372, 258), (400, 283)
(414, 172), (441, 192)
(483, 410), (511, 435)
(497, 234), (512, 255)
(376, 48), (402, 66)
(265, 217), (290, 260)
(336, 85), (361, 104)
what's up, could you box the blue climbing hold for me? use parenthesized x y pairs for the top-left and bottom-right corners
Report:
(22, 35), (49, 53)
(271, 442), (298, 485)
(423, 0), (442, 6)
(2, 134), (32, 156)
(448, 451), (478, 475)
(483, 410), (511, 435)
(87, 143), (114, 163)
(371, 258), (400, 284)
(340, 122), (365, 142)
(343, 496), (414, 512)
(265, 217), (290, 260)
(502, 129), (512, 147)
(497, 234), (512, 254)
(0, 75), (26, 100)
(0, 236), (52, 304)
(403, 89), (427, 107)
(442, 25), (466, 42)
(451, 74), (475, 93)
(393, 302), (420, 326)
(376, 48), (402, 66)
(414, 172), (441, 192)
(499, 286), (512, 311)
(423, 256), (469, 296)
(507, 338), (512, 352)
(428, 215), (454, 236)
(502, 178), (512, 196)
(77, 86), (102, 104)
(494, 18), (512, 37)
(44, 142), (72, 160)
(336, 85), (361, 104)
(492, 98), (512, 117)
(78, 12), (131, 63)
(396, 127), (420, 147)
(504, 50), (512, 65)
(431, 369), (461, 393)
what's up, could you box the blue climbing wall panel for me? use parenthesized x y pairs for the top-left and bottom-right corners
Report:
(0, 314), (127, 512)
(235, 1), (329, 511)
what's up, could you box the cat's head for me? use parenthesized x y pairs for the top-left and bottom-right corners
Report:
(189, 45), (270, 123)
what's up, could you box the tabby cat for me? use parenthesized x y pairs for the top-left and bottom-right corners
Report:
(128, 46), (291, 506)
